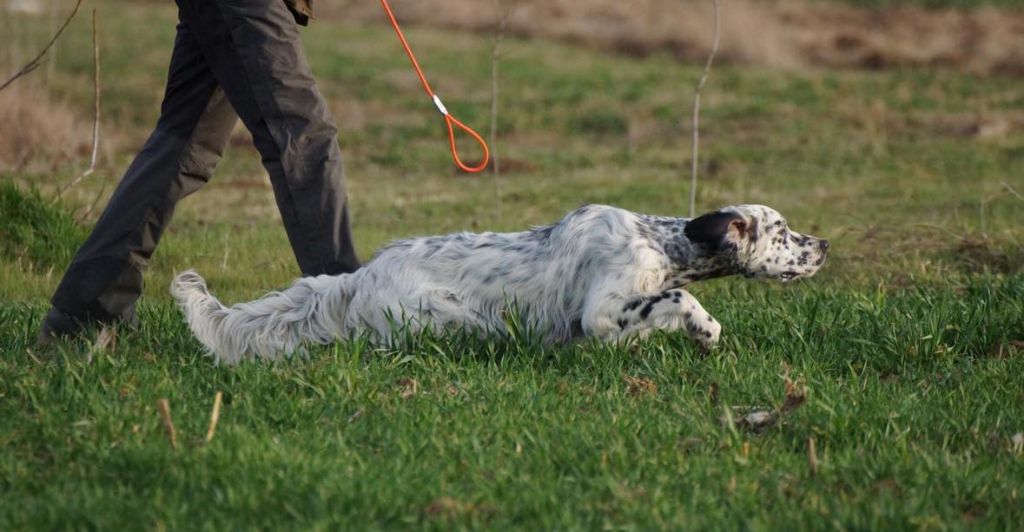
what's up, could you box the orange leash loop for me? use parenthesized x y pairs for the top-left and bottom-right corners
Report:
(380, 0), (490, 174)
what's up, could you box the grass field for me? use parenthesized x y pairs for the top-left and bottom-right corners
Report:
(2, 0), (1024, 529)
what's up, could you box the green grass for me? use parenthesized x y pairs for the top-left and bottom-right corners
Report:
(0, 182), (85, 272)
(2, 278), (1023, 529)
(2, 0), (1024, 528)
(4, 0), (1022, 300)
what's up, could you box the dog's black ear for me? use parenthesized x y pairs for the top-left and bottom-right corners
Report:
(684, 211), (749, 251)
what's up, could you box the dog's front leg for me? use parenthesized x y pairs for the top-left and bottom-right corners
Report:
(583, 288), (721, 350)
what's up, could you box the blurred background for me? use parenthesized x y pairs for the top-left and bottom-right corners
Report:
(1, 0), (1022, 300)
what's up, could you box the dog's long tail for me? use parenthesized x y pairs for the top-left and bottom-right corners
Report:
(170, 269), (355, 364)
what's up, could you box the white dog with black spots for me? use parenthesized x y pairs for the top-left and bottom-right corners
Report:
(172, 204), (829, 364)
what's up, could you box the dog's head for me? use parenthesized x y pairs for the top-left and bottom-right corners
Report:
(684, 205), (828, 282)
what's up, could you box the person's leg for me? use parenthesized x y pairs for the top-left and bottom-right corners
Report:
(40, 20), (237, 340)
(178, 88), (238, 200)
(180, 0), (360, 277)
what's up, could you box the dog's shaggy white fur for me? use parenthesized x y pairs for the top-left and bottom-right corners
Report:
(172, 204), (828, 364)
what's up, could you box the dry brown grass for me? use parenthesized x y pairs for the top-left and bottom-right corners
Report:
(0, 84), (94, 173)
(325, 0), (1024, 75)
(794, 4), (1024, 74)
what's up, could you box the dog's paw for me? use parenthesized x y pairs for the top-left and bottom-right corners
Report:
(693, 318), (721, 353)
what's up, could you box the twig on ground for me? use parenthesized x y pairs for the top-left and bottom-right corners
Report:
(489, 0), (514, 223)
(204, 391), (223, 444)
(0, 0), (83, 92)
(221, 233), (230, 272)
(24, 348), (43, 366)
(807, 436), (818, 475)
(75, 181), (108, 224)
(688, 0), (721, 218)
(55, 8), (101, 202)
(156, 398), (178, 450)
(1003, 182), (1024, 202)
(908, 223), (969, 240)
(46, 0), (61, 82)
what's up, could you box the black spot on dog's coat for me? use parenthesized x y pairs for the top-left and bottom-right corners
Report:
(684, 211), (746, 251)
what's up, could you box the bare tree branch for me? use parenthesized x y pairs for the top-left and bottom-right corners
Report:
(56, 8), (100, 202)
(1003, 182), (1024, 202)
(689, 0), (721, 218)
(74, 180), (107, 224)
(490, 0), (514, 224)
(0, 0), (83, 93)
(47, 0), (61, 82)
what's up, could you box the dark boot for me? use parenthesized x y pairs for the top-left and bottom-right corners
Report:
(36, 305), (139, 348)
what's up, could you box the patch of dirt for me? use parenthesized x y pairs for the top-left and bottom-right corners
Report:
(987, 340), (1023, 359)
(953, 236), (1024, 275)
(326, 0), (1024, 75)
(487, 156), (538, 175)
(423, 497), (494, 521)
(908, 111), (1024, 140)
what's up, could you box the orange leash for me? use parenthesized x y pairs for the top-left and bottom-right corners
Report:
(379, 0), (490, 174)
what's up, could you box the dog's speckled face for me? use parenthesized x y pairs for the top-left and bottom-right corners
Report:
(735, 205), (828, 281)
(685, 205), (829, 282)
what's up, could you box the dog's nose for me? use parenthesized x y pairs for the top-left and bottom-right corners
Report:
(819, 239), (830, 251)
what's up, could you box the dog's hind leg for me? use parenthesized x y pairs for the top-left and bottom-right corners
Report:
(583, 288), (721, 351)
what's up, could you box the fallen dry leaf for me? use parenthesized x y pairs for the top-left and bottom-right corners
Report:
(735, 409), (777, 430)
(396, 378), (419, 399)
(708, 381), (720, 405)
(727, 369), (808, 433)
(781, 372), (808, 414)
(89, 327), (117, 362)
(624, 375), (657, 397)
